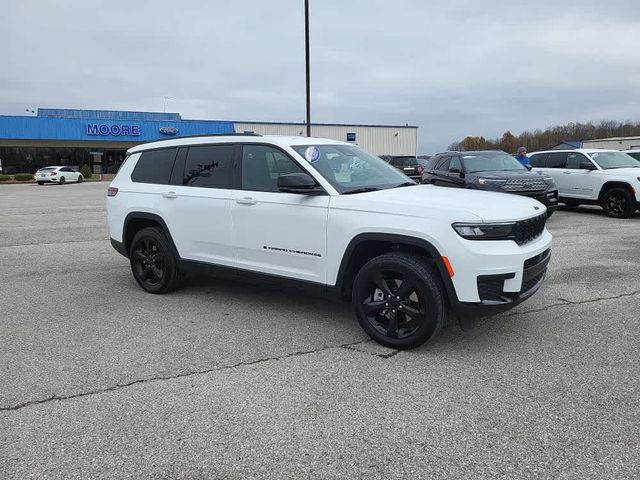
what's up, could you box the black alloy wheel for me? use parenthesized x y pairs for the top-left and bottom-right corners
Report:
(129, 227), (180, 293)
(59, 176), (66, 185)
(352, 253), (445, 350)
(602, 188), (635, 218)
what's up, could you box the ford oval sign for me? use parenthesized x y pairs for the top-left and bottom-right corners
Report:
(159, 126), (178, 135)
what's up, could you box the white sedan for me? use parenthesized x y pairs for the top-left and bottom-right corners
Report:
(35, 166), (84, 185)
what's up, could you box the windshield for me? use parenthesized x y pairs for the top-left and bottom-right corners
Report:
(291, 144), (412, 193)
(588, 151), (640, 169)
(461, 152), (527, 173)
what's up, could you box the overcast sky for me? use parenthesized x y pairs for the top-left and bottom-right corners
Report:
(2, 0), (639, 153)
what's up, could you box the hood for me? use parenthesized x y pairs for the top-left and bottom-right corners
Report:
(330, 185), (546, 223)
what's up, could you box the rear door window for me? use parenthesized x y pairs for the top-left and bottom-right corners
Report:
(131, 148), (178, 184)
(182, 145), (235, 188)
(449, 156), (462, 172)
(436, 156), (451, 171)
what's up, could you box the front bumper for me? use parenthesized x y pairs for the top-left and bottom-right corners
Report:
(454, 247), (550, 317)
(441, 226), (552, 319)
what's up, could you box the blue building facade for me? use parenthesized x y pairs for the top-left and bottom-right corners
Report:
(0, 108), (235, 173)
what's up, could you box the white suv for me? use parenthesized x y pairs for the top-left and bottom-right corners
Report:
(529, 149), (640, 218)
(107, 134), (552, 349)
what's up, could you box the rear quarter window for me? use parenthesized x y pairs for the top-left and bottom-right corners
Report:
(131, 148), (178, 184)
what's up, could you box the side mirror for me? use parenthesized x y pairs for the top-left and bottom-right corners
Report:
(580, 160), (596, 170)
(277, 172), (324, 195)
(525, 164), (532, 170)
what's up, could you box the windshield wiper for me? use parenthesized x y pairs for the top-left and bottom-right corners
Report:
(392, 181), (417, 188)
(341, 187), (381, 195)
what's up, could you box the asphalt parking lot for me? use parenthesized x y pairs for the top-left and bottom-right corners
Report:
(1, 182), (639, 479)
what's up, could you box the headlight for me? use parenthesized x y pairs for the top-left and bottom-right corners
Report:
(477, 178), (507, 185)
(452, 222), (516, 240)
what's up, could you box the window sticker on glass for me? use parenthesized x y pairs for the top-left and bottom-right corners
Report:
(305, 146), (321, 163)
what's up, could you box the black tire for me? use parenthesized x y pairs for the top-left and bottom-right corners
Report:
(352, 252), (445, 350)
(601, 187), (635, 218)
(129, 227), (180, 294)
(546, 210), (554, 219)
(37, 181), (44, 185)
(77, 175), (83, 183)
(59, 176), (66, 185)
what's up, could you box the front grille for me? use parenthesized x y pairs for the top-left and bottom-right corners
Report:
(503, 178), (547, 191)
(513, 214), (547, 245)
(520, 270), (545, 293)
(524, 248), (551, 269)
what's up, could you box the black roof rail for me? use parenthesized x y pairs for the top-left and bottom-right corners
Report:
(138, 132), (262, 146)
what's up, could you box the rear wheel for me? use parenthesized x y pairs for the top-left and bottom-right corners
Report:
(352, 252), (445, 350)
(59, 176), (66, 185)
(602, 188), (635, 218)
(129, 227), (180, 293)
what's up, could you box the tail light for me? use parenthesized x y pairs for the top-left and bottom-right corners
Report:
(50, 171), (57, 176)
(107, 187), (119, 197)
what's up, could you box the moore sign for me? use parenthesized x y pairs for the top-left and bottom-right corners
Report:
(86, 124), (141, 136)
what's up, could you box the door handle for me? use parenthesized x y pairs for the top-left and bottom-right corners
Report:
(562, 171), (571, 174)
(236, 197), (257, 205)
(162, 191), (178, 199)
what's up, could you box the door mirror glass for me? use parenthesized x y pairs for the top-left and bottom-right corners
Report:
(277, 172), (324, 194)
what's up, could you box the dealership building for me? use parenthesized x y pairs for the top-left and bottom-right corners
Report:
(0, 108), (418, 174)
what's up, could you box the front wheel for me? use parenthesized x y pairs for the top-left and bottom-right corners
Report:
(77, 175), (83, 183)
(129, 227), (180, 293)
(37, 181), (44, 185)
(602, 188), (635, 218)
(352, 252), (445, 350)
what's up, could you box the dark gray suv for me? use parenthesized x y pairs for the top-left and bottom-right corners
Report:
(422, 151), (558, 216)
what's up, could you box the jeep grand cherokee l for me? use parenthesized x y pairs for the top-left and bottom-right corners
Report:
(529, 149), (640, 218)
(107, 134), (552, 349)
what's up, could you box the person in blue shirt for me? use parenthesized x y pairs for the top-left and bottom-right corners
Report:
(514, 146), (531, 167)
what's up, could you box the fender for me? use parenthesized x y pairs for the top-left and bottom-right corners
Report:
(121, 212), (181, 259)
(334, 232), (460, 307)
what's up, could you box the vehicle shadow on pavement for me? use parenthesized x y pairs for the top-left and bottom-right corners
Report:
(176, 272), (526, 355)
(557, 205), (640, 219)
